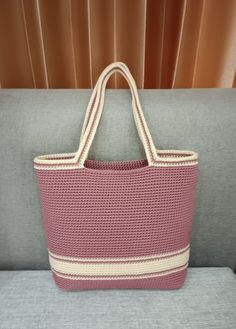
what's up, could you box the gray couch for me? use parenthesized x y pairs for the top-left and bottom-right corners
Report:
(0, 89), (236, 328)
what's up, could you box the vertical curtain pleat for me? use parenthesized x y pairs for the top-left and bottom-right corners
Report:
(115, 0), (147, 88)
(37, 0), (76, 88)
(192, 0), (236, 87)
(88, 0), (115, 87)
(22, 0), (49, 87)
(0, 0), (34, 87)
(71, 0), (91, 87)
(233, 71), (236, 87)
(211, 1), (236, 87)
(158, 0), (186, 88)
(144, 0), (166, 88)
(0, 0), (235, 88)
(171, 0), (204, 88)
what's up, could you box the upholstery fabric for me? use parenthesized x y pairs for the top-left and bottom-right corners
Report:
(0, 89), (236, 270)
(0, 268), (235, 329)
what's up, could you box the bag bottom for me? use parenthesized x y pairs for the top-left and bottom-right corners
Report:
(52, 268), (187, 291)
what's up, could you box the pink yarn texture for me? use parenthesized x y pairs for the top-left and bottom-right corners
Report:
(34, 62), (198, 290)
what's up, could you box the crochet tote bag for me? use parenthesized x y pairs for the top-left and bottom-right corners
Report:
(34, 62), (198, 290)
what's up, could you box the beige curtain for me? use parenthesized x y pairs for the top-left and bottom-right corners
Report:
(0, 0), (236, 88)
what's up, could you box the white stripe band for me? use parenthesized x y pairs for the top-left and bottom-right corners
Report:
(34, 150), (198, 166)
(52, 264), (188, 281)
(34, 161), (198, 170)
(49, 248), (189, 278)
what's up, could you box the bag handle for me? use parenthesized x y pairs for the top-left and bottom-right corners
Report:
(79, 65), (159, 164)
(80, 62), (146, 146)
(74, 62), (158, 166)
(74, 62), (159, 167)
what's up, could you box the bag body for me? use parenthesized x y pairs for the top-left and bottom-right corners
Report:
(34, 62), (198, 290)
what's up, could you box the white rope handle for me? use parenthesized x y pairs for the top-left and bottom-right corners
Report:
(75, 62), (158, 166)
(80, 62), (146, 144)
(80, 63), (158, 161)
(74, 62), (159, 167)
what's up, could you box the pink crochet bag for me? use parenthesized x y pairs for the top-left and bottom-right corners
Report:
(34, 62), (198, 290)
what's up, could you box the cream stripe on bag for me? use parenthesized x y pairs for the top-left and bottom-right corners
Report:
(49, 248), (189, 279)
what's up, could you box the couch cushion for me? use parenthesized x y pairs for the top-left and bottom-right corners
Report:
(0, 268), (235, 329)
(0, 89), (236, 270)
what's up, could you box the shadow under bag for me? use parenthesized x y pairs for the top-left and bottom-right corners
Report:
(34, 62), (198, 290)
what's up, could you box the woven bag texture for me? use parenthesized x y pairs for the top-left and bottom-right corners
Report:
(34, 63), (198, 290)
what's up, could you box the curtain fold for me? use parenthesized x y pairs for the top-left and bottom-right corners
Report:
(0, 0), (235, 88)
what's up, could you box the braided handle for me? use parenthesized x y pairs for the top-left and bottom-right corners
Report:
(80, 63), (137, 141)
(74, 62), (159, 167)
